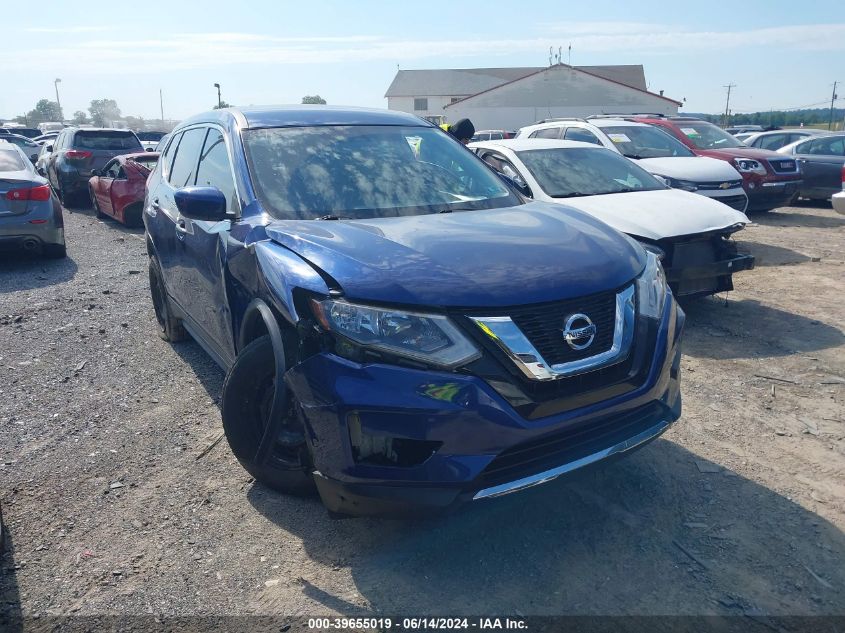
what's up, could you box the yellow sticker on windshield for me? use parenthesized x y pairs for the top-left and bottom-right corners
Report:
(607, 133), (631, 143)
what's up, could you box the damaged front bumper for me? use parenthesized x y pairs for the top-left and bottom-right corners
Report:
(665, 252), (755, 297)
(279, 299), (684, 517)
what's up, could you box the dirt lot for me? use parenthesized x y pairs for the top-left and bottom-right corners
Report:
(1, 202), (843, 621)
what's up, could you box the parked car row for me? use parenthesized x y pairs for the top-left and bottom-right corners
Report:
(0, 106), (831, 518)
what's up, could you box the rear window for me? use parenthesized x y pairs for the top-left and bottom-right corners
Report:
(136, 132), (166, 141)
(73, 131), (143, 151)
(129, 156), (159, 171)
(0, 148), (27, 171)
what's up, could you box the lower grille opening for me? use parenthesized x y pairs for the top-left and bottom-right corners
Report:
(477, 402), (667, 487)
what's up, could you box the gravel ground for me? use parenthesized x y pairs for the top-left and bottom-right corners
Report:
(0, 201), (843, 620)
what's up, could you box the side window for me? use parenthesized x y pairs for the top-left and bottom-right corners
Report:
(195, 129), (237, 211)
(564, 127), (601, 145)
(481, 152), (531, 195)
(161, 131), (181, 177)
(168, 127), (207, 187)
(104, 160), (120, 178)
(533, 127), (562, 139)
(794, 139), (813, 155)
(758, 134), (785, 151)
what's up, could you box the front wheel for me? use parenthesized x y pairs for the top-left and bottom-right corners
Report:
(222, 335), (315, 495)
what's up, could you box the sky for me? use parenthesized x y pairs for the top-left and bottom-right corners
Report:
(2, 0), (842, 122)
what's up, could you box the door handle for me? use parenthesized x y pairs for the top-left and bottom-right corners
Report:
(151, 197), (162, 210)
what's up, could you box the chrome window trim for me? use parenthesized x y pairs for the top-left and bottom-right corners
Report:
(469, 285), (636, 381)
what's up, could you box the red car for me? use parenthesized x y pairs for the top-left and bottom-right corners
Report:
(618, 116), (802, 212)
(88, 152), (159, 226)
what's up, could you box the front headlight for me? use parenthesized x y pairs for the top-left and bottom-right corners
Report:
(310, 299), (481, 368)
(733, 158), (767, 176)
(656, 175), (698, 192)
(636, 252), (668, 319)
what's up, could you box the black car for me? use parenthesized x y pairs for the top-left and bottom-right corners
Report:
(0, 127), (41, 139)
(778, 134), (845, 202)
(45, 127), (143, 206)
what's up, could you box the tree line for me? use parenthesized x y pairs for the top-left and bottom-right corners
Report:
(12, 94), (329, 127)
(696, 107), (845, 129)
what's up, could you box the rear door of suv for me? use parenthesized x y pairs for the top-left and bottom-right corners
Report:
(69, 130), (143, 176)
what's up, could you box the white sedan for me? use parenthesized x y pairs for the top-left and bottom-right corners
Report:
(470, 138), (755, 298)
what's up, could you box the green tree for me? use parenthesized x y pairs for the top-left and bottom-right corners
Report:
(88, 99), (122, 126)
(213, 100), (232, 110)
(72, 110), (89, 125)
(22, 99), (63, 124)
(302, 95), (327, 105)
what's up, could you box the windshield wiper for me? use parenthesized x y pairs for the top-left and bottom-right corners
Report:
(555, 192), (590, 198)
(315, 214), (350, 221)
(622, 153), (644, 159)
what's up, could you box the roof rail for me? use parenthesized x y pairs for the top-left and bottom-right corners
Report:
(533, 117), (587, 124)
(586, 113), (667, 119)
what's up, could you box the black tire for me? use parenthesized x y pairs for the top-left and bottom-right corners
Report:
(123, 203), (144, 228)
(148, 256), (187, 342)
(43, 243), (67, 259)
(222, 335), (315, 495)
(90, 187), (106, 219)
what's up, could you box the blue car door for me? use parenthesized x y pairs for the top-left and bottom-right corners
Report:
(170, 126), (239, 368)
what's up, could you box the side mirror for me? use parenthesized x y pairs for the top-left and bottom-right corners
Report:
(497, 172), (532, 198)
(91, 169), (101, 177)
(174, 186), (229, 221)
(45, 144), (53, 152)
(30, 154), (38, 164)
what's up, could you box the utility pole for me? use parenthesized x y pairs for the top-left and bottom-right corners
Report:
(54, 78), (62, 117)
(214, 83), (222, 109)
(159, 89), (165, 122)
(829, 81), (838, 131)
(723, 83), (736, 128)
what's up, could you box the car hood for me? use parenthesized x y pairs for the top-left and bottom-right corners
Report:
(548, 189), (749, 241)
(264, 202), (644, 308)
(636, 156), (741, 182)
(697, 146), (782, 161)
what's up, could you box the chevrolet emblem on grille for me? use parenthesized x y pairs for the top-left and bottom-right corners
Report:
(719, 182), (732, 189)
(563, 314), (597, 351)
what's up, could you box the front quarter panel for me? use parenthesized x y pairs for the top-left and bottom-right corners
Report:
(252, 241), (331, 327)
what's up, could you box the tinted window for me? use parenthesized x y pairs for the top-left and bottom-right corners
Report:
(243, 125), (518, 220)
(564, 127), (601, 145)
(161, 132), (180, 176)
(168, 128), (207, 187)
(195, 129), (237, 210)
(758, 134), (787, 150)
(601, 125), (694, 158)
(802, 136), (845, 156)
(531, 127), (561, 139)
(517, 147), (664, 198)
(73, 131), (143, 151)
(0, 148), (27, 171)
(136, 131), (165, 141)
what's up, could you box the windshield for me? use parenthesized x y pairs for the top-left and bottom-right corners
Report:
(74, 131), (143, 151)
(601, 125), (694, 158)
(136, 131), (165, 141)
(517, 147), (666, 198)
(673, 121), (745, 149)
(243, 125), (519, 220)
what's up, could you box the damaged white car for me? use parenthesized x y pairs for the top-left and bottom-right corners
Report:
(471, 139), (755, 298)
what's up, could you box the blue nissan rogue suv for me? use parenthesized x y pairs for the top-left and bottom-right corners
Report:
(144, 106), (684, 517)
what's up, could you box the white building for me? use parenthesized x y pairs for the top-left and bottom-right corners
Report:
(385, 64), (681, 130)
